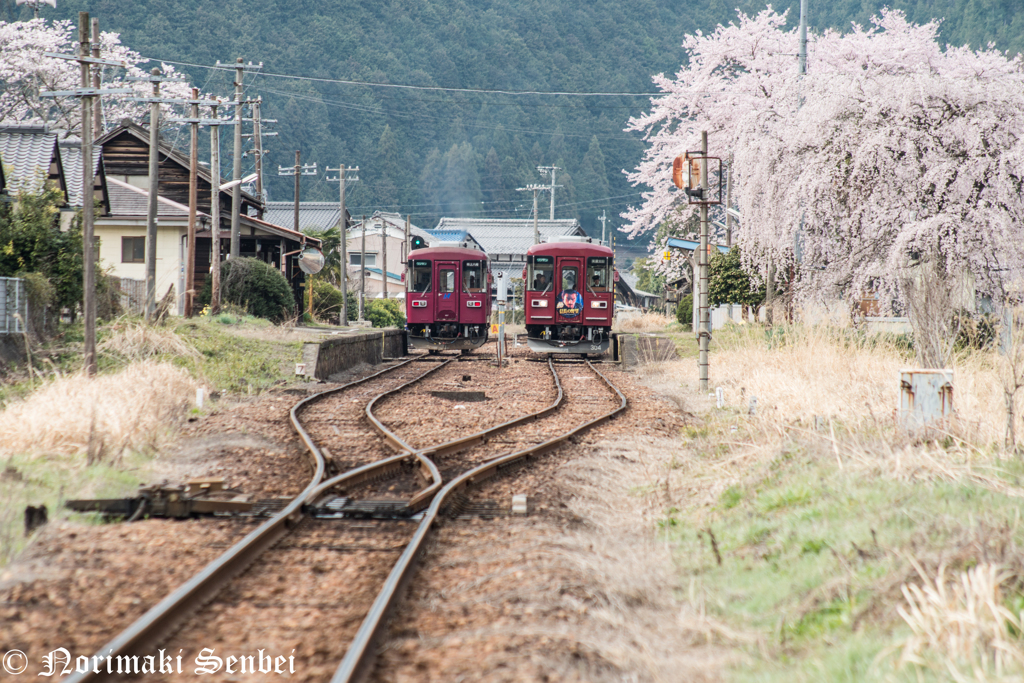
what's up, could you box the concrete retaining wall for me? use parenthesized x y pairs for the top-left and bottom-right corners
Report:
(302, 329), (407, 380)
(613, 333), (678, 368)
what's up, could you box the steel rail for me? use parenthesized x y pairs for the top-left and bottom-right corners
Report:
(360, 357), (562, 512)
(64, 358), (430, 683)
(331, 359), (627, 683)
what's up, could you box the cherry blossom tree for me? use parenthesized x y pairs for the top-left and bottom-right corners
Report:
(0, 18), (197, 137)
(624, 8), (1024, 312)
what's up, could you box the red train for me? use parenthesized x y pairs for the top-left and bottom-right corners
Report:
(405, 246), (492, 352)
(524, 238), (616, 355)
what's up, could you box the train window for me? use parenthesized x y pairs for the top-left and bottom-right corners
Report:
(528, 255), (553, 292)
(587, 257), (611, 293)
(462, 261), (484, 292)
(410, 260), (431, 293)
(561, 266), (579, 293)
(438, 268), (456, 294)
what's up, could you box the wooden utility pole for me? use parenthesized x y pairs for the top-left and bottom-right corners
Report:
(293, 150), (300, 236)
(39, 13), (132, 375)
(210, 103), (222, 314)
(360, 215), (366, 321)
(185, 88), (199, 317)
(144, 68), (160, 320)
(168, 94), (227, 317)
(404, 215), (410, 263)
(698, 131), (709, 392)
(725, 156), (734, 247)
(326, 164), (358, 325)
(79, 15), (96, 374)
(230, 58), (244, 259)
(381, 217), (388, 299)
(90, 18), (102, 140)
(252, 97), (263, 219)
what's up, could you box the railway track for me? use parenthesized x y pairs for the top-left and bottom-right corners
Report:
(66, 354), (625, 683)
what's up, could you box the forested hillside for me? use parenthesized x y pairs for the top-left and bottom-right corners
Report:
(10, 0), (1023, 239)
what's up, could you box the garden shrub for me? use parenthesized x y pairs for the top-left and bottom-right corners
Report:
(198, 258), (294, 323)
(365, 299), (405, 328)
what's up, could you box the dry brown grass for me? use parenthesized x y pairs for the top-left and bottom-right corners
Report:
(895, 562), (1024, 680)
(0, 361), (198, 462)
(615, 311), (674, 333)
(99, 319), (201, 361)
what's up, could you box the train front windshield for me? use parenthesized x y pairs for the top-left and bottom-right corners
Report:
(411, 260), (431, 293)
(587, 257), (611, 293)
(462, 260), (485, 292)
(528, 255), (554, 292)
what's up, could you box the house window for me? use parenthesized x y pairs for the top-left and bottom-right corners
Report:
(350, 253), (377, 267)
(121, 236), (145, 263)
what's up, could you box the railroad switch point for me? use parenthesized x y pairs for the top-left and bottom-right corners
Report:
(511, 494), (529, 515)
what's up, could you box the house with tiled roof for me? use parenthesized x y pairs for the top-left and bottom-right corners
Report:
(93, 120), (318, 315)
(0, 124), (66, 200)
(432, 217), (588, 288)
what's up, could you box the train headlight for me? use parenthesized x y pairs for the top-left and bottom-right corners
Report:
(411, 300), (428, 308)
(531, 300), (548, 308)
(466, 300), (482, 308)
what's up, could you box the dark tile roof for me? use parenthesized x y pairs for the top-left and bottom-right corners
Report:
(59, 141), (103, 207)
(0, 124), (61, 197)
(263, 201), (343, 232)
(107, 183), (190, 218)
(434, 217), (585, 256)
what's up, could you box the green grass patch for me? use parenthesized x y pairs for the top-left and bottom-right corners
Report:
(662, 445), (1024, 682)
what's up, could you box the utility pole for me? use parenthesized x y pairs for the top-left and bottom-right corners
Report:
(360, 215), (367, 321)
(40, 13), (132, 376)
(326, 164), (358, 325)
(186, 89), (198, 317)
(243, 97), (278, 218)
(230, 58), (244, 259)
(517, 184), (545, 244)
(698, 131), (710, 392)
(381, 217), (388, 300)
(278, 152), (317, 319)
(537, 166), (562, 220)
(144, 69), (160, 320)
(168, 94), (231, 318)
(90, 18), (102, 139)
(725, 155), (733, 247)
(210, 102), (222, 314)
(404, 215), (410, 263)
(598, 210), (608, 245)
(799, 0), (808, 77)
(213, 58), (261, 258)
(126, 67), (187, 320)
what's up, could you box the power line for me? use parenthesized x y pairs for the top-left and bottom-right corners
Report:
(143, 56), (663, 97)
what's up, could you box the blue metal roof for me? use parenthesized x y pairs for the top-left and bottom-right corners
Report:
(364, 266), (403, 281)
(667, 237), (730, 254)
(428, 229), (470, 243)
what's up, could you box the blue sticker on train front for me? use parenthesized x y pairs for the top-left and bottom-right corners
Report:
(557, 289), (582, 318)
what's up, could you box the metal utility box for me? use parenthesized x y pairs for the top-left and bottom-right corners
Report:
(900, 369), (954, 429)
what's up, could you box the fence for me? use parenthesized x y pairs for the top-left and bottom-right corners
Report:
(109, 277), (146, 317)
(0, 277), (27, 334)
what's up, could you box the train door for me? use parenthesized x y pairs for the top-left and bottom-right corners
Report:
(555, 258), (584, 324)
(435, 261), (459, 321)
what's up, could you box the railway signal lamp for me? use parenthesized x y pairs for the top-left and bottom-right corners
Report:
(411, 235), (427, 250)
